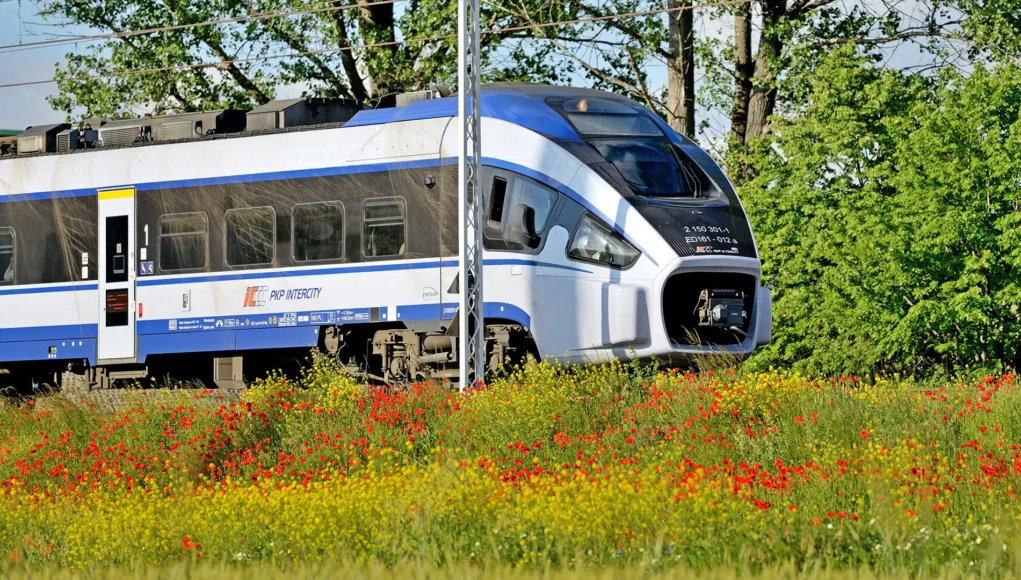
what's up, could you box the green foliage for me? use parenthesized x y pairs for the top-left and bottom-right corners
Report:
(742, 47), (1021, 377)
(38, 0), (643, 120)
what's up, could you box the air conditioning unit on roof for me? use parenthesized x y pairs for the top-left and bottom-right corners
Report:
(98, 118), (154, 147)
(150, 110), (246, 141)
(245, 98), (362, 131)
(17, 123), (70, 154)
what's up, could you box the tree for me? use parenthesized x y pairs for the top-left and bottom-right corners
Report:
(40, 0), (972, 149)
(741, 47), (1021, 376)
(541, 0), (965, 158)
(666, 0), (696, 136)
(40, 0), (582, 118)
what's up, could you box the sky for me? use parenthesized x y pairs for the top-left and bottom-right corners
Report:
(0, 0), (79, 129)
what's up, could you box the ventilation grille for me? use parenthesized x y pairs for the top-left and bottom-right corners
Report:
(670, 240), (697, 256)
(56, 133), (70, 153)
(101, 126), (145, 147)
(161, 121), (196, 140)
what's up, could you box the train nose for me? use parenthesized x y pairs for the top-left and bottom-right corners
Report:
(660, 269), (771, 351)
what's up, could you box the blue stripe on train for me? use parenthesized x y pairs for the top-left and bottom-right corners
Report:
(0, 323), (97, 342)
(137, 326), (321, 361)
(0, 338), (97, 366)
(0, 159), (442, 204)
(0, 283), (98, 297)
(137, 258), (591, 287)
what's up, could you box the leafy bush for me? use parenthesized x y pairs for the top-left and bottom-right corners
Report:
(741, 48), (1021, 377)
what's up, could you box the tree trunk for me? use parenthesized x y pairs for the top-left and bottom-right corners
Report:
(745, 0), (786, 141)
(328, 3), (370, 102)
(730, 3), (752, 146)
(666, 0), (695, 137)
(358, 0), (398, 99)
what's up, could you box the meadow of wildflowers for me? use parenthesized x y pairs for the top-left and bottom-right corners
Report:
(0, 357), (1020, 576)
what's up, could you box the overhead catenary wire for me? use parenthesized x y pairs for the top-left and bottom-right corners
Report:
(0, 0), (409, 54)
(0, 0), (758, 91)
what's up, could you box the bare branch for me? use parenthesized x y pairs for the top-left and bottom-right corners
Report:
(95, 14), (196, 112)
(811, 28), (961, 48)
(253, 6), (354, 100)
(159, 0), (271, 104)
(568, 0), (673, 61)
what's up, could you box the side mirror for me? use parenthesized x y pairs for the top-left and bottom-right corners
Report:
(507, 204), (540, 249)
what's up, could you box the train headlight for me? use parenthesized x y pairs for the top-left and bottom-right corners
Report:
(567, 214), (640, 268)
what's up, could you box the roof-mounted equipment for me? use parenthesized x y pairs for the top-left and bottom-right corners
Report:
(98, 110), (246, 148)
(151, 110), (246, 141)
(245, 98), (362, 131)
(395, 84), (451, 107)
(56, 119), (104, 153)
(17, 123), (71, 154)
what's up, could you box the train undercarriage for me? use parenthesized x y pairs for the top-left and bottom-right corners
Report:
(0, 321), (538, 395)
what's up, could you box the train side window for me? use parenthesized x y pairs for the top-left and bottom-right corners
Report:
(484, 174), (557, 251)
(0, 228), (13, 285)
(159, 213), (208, 273)
(225, 207), (276, 268)
(362, 198), (406, 259)
(488, 177), (508, 224)
(509, 178), (556, 230)
(293, 202), (345, 263)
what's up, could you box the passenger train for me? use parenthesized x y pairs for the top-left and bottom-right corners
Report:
(0, 83), (771, 389)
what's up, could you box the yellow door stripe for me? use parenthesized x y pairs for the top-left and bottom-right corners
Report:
(98, 187), (135, 200)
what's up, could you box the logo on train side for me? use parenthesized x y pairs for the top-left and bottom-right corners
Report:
(243, 285), (323, 307)
(243, 286), (269, 307)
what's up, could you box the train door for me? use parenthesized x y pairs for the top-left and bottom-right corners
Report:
(97, 187), (137, 362)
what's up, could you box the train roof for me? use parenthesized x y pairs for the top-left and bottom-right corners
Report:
(0, 83), (633, 160)
(346, 83), (620, 141)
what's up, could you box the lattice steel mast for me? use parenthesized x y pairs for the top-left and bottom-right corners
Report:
(457, 0), (485, 391)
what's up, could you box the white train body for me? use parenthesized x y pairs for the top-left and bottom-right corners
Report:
(0, 84), (770, 384)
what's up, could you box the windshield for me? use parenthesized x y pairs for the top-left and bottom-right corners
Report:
(593, 139), (694, 197)
(550, 97), (708, 198)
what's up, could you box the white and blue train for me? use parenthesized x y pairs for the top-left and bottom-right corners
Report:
(0, 83), (770, 388)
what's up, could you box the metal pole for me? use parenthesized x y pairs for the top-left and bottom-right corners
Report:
(458, 0), (485, 391)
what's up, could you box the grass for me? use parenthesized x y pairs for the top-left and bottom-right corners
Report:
(0, 355), (1018, 577)
(1, 560), (1017, 579)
